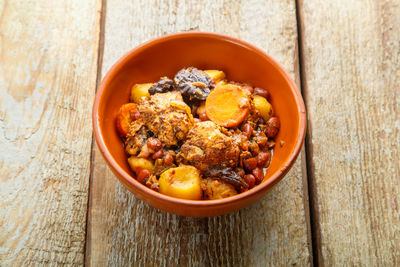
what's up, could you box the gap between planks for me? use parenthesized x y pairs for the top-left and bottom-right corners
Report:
(84, 0), (107, 265)
(295, 0), (319, 266)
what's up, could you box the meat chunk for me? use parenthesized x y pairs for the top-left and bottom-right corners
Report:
(174, 67), (213, 102)
(177, 121), (240, 170)
(138, 91), (193, 146)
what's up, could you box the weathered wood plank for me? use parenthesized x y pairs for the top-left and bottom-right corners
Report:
(87, 0), (311, 266)
(0, 0), (101, 265)
(298, 0), (400, 265)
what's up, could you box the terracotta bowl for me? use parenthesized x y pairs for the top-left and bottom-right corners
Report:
(93, 32), (306, 217)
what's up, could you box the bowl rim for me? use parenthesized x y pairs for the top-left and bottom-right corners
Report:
(92, 31), (306, 209)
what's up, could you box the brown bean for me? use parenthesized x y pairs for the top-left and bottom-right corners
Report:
(254, 87), (270, 100)
(199, 112), (209, 121)
(249, 142), (260, 156)
(243, 157), (257, 171)
(147, 137), (162, 151)
(244, 174), (256, 188)
(265, 117), (280, 138)
(257, 152), (270, 167)
(164, 153), (174, 165)
(152, 149), (163, 159)
(252, 168), (264, 184)
(137, 169), (150, 183)
(241, 123), (253, 139)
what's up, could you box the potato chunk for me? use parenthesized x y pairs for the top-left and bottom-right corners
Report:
(201, 178), (238, 200)
(130, 83), (153, 103)
(204, 70), (226, 83)
(128, 157), (154, 175)
(159, 166), (202, 200)
(253, 95), (273, 122)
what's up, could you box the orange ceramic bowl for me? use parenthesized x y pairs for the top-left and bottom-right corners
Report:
(93, 32), (306, 217)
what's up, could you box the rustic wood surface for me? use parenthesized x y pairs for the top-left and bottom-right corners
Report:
(0, 0), (101, 265)
(1, 0), (399, 266)
(298, 0), (400, 265)
(86, 0), (312, 266)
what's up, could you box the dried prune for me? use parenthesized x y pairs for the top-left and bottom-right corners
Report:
(174, 67), (213, 102)
(203, 165), (248, 191)
(148, 78), (176, 95)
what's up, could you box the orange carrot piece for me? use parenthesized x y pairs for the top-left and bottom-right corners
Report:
(205, 84), (250, 127)
(116, 103), (138, 136)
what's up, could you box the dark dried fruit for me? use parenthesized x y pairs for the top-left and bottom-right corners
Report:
(203, 165), (248, 191)
(174, 67), (213, 102)
(148, 78), (176, 95)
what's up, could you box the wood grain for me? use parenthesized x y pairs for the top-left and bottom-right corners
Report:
(87, 0), (311, 266)
(298, 0), (400, 265)
(0, 0), (101, 265)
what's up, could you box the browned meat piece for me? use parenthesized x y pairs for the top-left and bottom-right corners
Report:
(125, 125), (146, 155)
(201, 178), (238, 200)
(138, 91), (193, 146)
(174, 67), (213, 102)
(177, 121), (240, 170)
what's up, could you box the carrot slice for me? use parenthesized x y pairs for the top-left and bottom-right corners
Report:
(116, 103), (138, 136)
(205, 84), (250, 127)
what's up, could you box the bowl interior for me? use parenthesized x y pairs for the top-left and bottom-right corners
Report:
(97, 34), (301, 194)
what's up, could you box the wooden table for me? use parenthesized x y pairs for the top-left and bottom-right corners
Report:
(1, 0), (399, 266)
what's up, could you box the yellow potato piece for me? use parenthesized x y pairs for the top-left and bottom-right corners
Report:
(130, 83), (153, 103)
(128, 157), (154, 175)
(204, 70), (226, 83)
(253, 95), (273, 122)
(159, 166), (202, 200)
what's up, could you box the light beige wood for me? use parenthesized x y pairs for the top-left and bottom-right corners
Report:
(0, 0), (101, 265)
(298, 0), (400, 265)
(87, 0), (312, 266)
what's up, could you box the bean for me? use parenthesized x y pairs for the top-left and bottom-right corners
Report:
(252, 168), (264, 184)
(164, 153), (174, 165)
(243, 157), (257, 171)
(241, 123), (253, 139)
(137, 169), (150, 183)
(199, 112), (209, 121)
(152, 149), (163, 159)
(257, 152), (270, 167)
(254, 87), (270, 100)
(147, 137), (162, 151)
(265, 117), (280, 138)
(244, 174), (256, 188)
